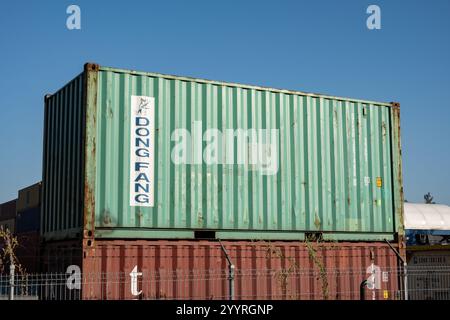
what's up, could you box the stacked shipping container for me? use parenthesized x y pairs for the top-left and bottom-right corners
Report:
(15, 182), (41, 273)
(41, 240), (400, 300)
(0, 199), (17, 274)
(0, 199), (16, 234)
(40, 63), (405, 299)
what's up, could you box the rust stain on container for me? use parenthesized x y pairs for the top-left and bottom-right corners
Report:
(391, 102), (406, 260)
(41, 240), (400, 300)
(82, 63), (98, 251)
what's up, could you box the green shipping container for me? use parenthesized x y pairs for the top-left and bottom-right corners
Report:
(41, 63), (404, 242)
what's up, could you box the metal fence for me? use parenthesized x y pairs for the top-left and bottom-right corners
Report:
(407, 266), (450, 300)
(1, 266), (449, 300)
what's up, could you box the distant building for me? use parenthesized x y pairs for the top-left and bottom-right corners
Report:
(404, 202), (450, 300)
(404, 203), (450, 246)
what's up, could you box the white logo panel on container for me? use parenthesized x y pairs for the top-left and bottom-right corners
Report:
(130, 95), (155, 207)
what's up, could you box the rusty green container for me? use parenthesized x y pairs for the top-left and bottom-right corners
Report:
(41, 63), (404, 242)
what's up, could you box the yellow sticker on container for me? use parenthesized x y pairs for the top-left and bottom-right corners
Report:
(383, 290), (389, 299)
(376, 177), (383, 188)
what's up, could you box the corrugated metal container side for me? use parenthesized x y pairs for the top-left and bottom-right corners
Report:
(42, 63), (404, 242)
(17, 182), (41, 213)
(0, 199), (16, 220)
(16, 231), (40, 273)
(41, 73), (85, 240)
(16, 207), (41, 233)
(41, 239), (81, 273)
(41, 239), (400, 300)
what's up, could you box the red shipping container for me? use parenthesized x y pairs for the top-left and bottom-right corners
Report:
(41, 239), (401, 300)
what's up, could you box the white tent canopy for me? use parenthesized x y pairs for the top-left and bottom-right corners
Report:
(404, 203), (450, 231)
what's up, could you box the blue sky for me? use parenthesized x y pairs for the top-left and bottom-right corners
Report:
(0, 0), (449, 204)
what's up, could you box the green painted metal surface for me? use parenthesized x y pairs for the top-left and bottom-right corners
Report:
(41, 64), (403, 241)
(42, 73), (84, 238)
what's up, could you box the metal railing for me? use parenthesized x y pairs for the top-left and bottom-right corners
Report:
(1, 266), (450, 300)
(407, 266), (450, 300)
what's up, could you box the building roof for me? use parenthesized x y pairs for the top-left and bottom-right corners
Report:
(404, 203), (450, 231)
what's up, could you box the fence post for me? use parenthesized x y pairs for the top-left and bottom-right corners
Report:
(9, 263), (15, 301)
(403, 262), (408, 301)
(229, 264), (235, 301)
